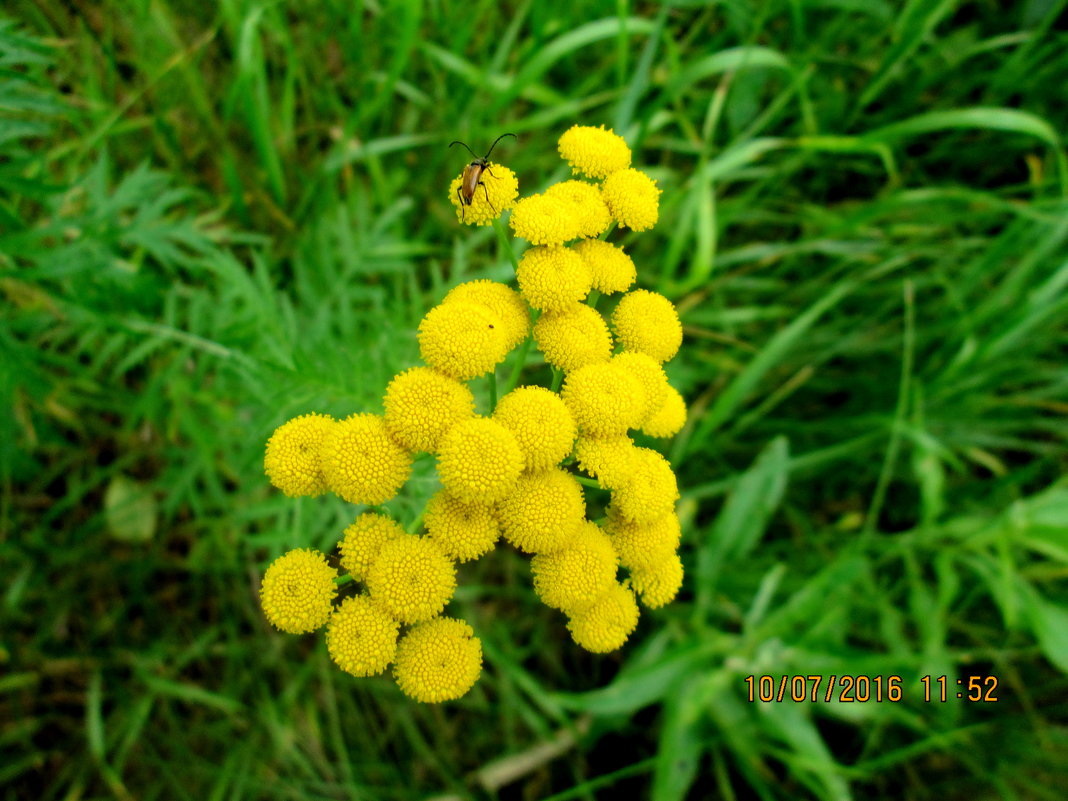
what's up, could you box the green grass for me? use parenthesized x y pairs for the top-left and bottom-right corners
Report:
(3, 1), (1068, 798)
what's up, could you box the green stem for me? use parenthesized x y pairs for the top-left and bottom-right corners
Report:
(334, 573), (354, 586)
(492, 217), (521, 274)
(599, 221), (617, 240)
(587, 289), (602, 310)
(495, 216), (540, 395)
(575, 475), (605, 489)
(408, 511), (425, 535)
(504, 308), (541, 394)
(550, 367), (563, 392)
(488, 369), (498, 410)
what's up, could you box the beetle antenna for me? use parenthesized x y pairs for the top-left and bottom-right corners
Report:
(449, 140), (479, 159)
(483, 132), (517, 161)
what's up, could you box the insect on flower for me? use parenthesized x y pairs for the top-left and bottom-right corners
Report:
(450, 133), (516, 222)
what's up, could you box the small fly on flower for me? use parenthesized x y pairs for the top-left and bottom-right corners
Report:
(449, 133), (516, 222)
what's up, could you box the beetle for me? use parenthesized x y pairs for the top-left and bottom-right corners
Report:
(450, 133), (516, 222)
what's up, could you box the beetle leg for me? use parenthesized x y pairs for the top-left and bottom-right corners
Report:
(485, 166), (498, 178)
(455, 186), (467, 222)
(479, 181), (497, 215)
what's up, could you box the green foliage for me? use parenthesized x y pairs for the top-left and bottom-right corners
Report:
(3, 1), (1068, 799)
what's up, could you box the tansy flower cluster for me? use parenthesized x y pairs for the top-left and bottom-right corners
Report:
(257, 125), (685, 702)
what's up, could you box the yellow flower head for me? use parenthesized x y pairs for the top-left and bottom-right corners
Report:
(533, 304), (613, 374)
(557, 125), (632, 179)
(566, 582), (639, 653)
(418, 301), (509, 381)
(339, 512), (404, 580)
(424, 489), (500, 562)
(325, 595), (400, 677)
(531, 522), (618, 615)
(572, 240), (636, 295)
(259, 548), (337, 634)
(492, 386), (577, 472)
(264, 413), (335, 497)
(365, 535), (457, 624)
(611, 448), (679, 525)
(574, 434), (638, 490)
(509, 193), (583, 246)
(497, 468), (586, 554)
(611, 289), (683, 364)
(321, 414), (413, 505)
(629, 550), (684, 609)
(611, 351), (669, 424)
(448, 162), (519, 226)
(545, 180), (612, 238)
(384, 367), (475, 454)
(561, 362), (646, 436)
(642, 385), (687, 438)
(444, 280), (530, 350)
(601, 168), (661, 232)
(437, 417), (524, 503)
(394, 617), (482, 703)
(605, 506), (682, 570)
(515, 246), (593, 312)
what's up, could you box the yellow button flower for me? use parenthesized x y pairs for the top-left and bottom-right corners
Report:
(497, 468), (586, 554)
(610, 448), (679, 525)
(611, 351), (669, 424)
(515, 245), (593, 313)
(437, 417), (524, 504)
(264, 413), (335, 497)
(492, 386), (577, 472)
(605, 506), (681, 570)
(629, 551), (684, 609)
(561, 362), (646, 437)
(444, 279), (531, 350)
(574, 434), (638, 490)
(534, 304), (613, 374)
(531, 522), (618, 615)
(601, 168), (661, 231)
(572, 240), (636, 295)
(339, 512), (405, 581)
(321, 413), (413, 505)
(384, 367), (475, 453)
(254, 123), (690, 692)
(566, 582), (639, 653)
(642, 385), (687, 438)
(557, 125), (632, 179)
(325, 595), (400, 677)
(545, 180), (612, 238)
(424, 489), (501, 562)
(365, 535), (457, 624)
(448, 162), (519, 226)
(259, 548), (337, 634)
(509, 193), (583, 246)
(611, 289), (683, 364)
(418, 301), (509, 380)
(394, 617), (482, 703)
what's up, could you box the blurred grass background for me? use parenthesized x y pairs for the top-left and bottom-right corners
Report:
(3, 0), (1068, 798)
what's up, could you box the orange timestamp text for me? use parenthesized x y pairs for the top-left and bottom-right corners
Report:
(744, 675), (1000, 703)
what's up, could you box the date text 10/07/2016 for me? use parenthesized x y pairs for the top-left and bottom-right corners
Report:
(744, 675), (1000, 703)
